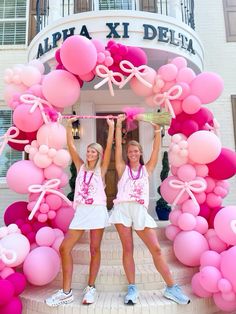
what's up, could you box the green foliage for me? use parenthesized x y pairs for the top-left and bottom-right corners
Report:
(67, 162), (77, 201)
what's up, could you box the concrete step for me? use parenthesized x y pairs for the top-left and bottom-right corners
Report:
(51, 261), (198, 291)
(21, 284), (218, 314)
(72, 240), (175, 266)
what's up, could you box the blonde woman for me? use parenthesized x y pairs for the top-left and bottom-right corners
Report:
(46, 117), (114, 306)
(109, 114), (190, 305)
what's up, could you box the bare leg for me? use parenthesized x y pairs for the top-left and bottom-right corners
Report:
(59, 229), (85, 292)
(88, 228), (105, 286)
(115, 224), (135, 284)
(135, 228), (174, 286)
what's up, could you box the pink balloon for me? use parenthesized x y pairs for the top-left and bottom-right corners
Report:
(130, 67), (156, 97)
(213, 292), (236, 312)
(218, 279), (233, 294)
(191, 273), (212, 298)
(200, 250), (221, 268)
(178, 213), (196, 231)
(36, 227), (56, 246)
(171, 100), (183, 115)
(206, 193), (222, 208)
(0, 267), (15, 279)
(21, 66), (41, 87)
(0, 296), (22, 314)
(60, 35), (97, 76)
(177, 164), (196, 181)
(51, 236), (64, 252)
(171, 57), (187, 69)
(165, 225), (181, 241)
(1, 233), (30, 267)
(176, 67), (196, 84)
(194, 216), (208, 234)
(37, 123), (66, 150)
(13, 104), (44, 132)
(42, 70), (80, 108)
(207, 148), (236, 180)
(45, 194), (62, 210)
(6, 273), (27, 296)
(199, 266), (222, 293)
(160, 176), (189, 206)
(33, 152), (52, 168)
(29, 59), (45, 74)
(44, 164), (63, 179)
(0, 279), (15, 305)
(190, 72), (224, 104)
(23, 246), (60, 285)
(208, 235), (228, 253)
(187, 131), (221, 164)
(182, 199), (200, 216)
(182, 95), (201, 114)
(6, 160), (44, 194)
(205, 176), (216, 193)
(214, 206), (236, 245)
(169, 209), (182, 226)
(177, 82), (190, 100)
(173, 231), (209, 266)
(194, 164), (209, 177)
(51, 206), (75, 232)
(158, 64), (178, 81)
(53, 149), (71, 168)
(199, 204), (211, 220)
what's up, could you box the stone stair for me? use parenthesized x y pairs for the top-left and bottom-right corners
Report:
(21, 222), (220, 314)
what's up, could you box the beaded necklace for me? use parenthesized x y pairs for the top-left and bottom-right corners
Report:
(128, 164), (142, 180)
(83, 170), (94, 188)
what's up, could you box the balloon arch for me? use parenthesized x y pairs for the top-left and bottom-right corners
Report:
(1, 35), (236, 312)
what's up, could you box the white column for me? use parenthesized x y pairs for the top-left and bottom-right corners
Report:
(169, 0), (183, 22)
(48, 0), (62, 22)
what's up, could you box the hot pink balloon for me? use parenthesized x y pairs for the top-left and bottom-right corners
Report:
(13, 104), (44, 132)
(6, 273), (27, 296)
(125, 46), (147, 67)
(0, 279), (15, 306)
(60, 35), (97, 76)
(187, 131), (221, 164)
(4, 201), (29, 225)
(6, 160), (44, 194)
(51, 206), (75, 232)
(0, 296), (23, 314)
(42, 70), (80, 108)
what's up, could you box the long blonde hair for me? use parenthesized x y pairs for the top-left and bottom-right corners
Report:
(84, 142), (104, 170)
(126, 140), (144, 165)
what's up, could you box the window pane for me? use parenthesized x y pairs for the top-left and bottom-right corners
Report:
(0, 110), (23, 178)
(99, 0), (132, 10)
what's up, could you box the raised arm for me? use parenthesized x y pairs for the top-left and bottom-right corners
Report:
(101, 118), (115, 177)
(145, 124), (161, 175)
(115, 114), (126, 178)
(66, 118), (83, 171)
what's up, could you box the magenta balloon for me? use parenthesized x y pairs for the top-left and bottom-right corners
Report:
(6, 160), (44, 194)
(8, 129), (37, 151)
(55, 48), (61, 63)
(125, 46), (147, 67)
(180, 119), (199, 137)
(190, 72), (224, 104)
(0, 296), (23, 314)
(193, 107), (213, 126)
(199, 204), (211, 220)
(60, 35), (97, 75)
(208, 207), (222, 229)
(13, 104), (44, 132)
(207, 148), (236, 180)
(4, 201), (29, 225)
(6, 273), (27, 296)
(0, 279), (15, 306)
(50, 206), (75, 232)
(42, 70), (80, 108)
(23, 246), (60, 286)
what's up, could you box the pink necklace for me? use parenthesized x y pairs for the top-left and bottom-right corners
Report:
(83, 170), (94, 187)
(128, 164), (142, 180)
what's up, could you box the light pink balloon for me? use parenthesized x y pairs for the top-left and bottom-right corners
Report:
(158, 64), (178, 81)
(36, 227), (56, 246)
(177, 82), (190, 100)
(171, 57), (187, 69)
(195, 164), (209, 177)
(190, 72), (224, 104)
(1, 233), (30, 267)
(60, 35), (97, 76)
(23, 246), (60, 285)
(45, 194), (62, 210)
(4, 83), (27, 106)
(205, 176), (216, 193)
(173, 231), (209, 266)
(130, 67), (156, 97)
(37, 123), (66, 150)
(160, 176), (190, 206)
(33, 152), (52, 168)
(191, 272), (212, 298)
(213, 292), (236, 312)
(214, 206), (236, 245)
(44, 164), (63, 179)
(42, 70), (80, 108)
(177, 164), (196, 181)
(182, 199), (200, 216)
(59, 172), (69, 187)
(169, 209), (182, 225)
(51, 236), (64, 252)
(199, 266), (222, 293)
(20, 66), (42, 87)
(178, 212), (196, 231)
(187, 131), (221, 164)
(176, 67), (196, 84)
(193, 192), (206, 205)
(13, 104), (44, 132)
(208, 235), (228, 253)
(53, 149), (71, 168)
(218, 279), (233, 293)
(6, 160), (44, 194)
(206, 193), (222, 208)
(165, 225), (181, 241)
(200, 250), (221, 268)
(194, 216), (208, 234)
(0, 267), (15, 279)
(29, 59), (45, 74)
(182, 95), (201, 114)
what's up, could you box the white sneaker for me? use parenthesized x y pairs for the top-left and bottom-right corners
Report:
(82, 286), (97, 304)
(45, 289), (74, 307)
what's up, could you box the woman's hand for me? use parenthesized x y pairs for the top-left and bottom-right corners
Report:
(66, 117), (78, 127)
(116, 114), (126, 127)
(106, 116), (115, 128)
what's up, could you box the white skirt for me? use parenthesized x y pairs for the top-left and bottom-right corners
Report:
(109, 202), (157, 230)
(69, 204), (110, 230)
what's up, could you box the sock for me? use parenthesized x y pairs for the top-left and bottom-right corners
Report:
(63, 289), (71, 295)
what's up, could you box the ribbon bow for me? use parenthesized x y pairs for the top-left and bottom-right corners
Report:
(169, 179), (207, 207)
(0, 126), (29, 156)
(152, 85), (183, 118)
(0, 243), (17, 265)
(94, 65), (124, 96)
(28, 178), (72, 220)
(119, 60), (153, 89)
(20, 94), (53, 124)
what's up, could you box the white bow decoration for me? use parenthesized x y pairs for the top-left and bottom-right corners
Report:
(169, 179), (207, 207)
(20, 94), (53, 124)
(28, 178), (72, 220)
(0, 243), (17, 265)
(152, 85), (183, 118)
(94, 65), (124, 96)
(0, 126), (29, 156)
(119, 60), (153, 89)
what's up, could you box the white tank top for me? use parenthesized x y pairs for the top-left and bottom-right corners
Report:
(114, 165), (149, 208)
(73, 165), (106, 207)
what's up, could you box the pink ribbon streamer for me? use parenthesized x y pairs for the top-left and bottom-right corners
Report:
(94, 65), (124, 96)
(20, 94), (53, 124)
(28, 178), (72, 220)
(119, 60), (153, 89)
(169, 179), (207, 207)
(0, 243), (17, 265)
(0, 126), (29, 156)
(152, 85), (183, 118)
